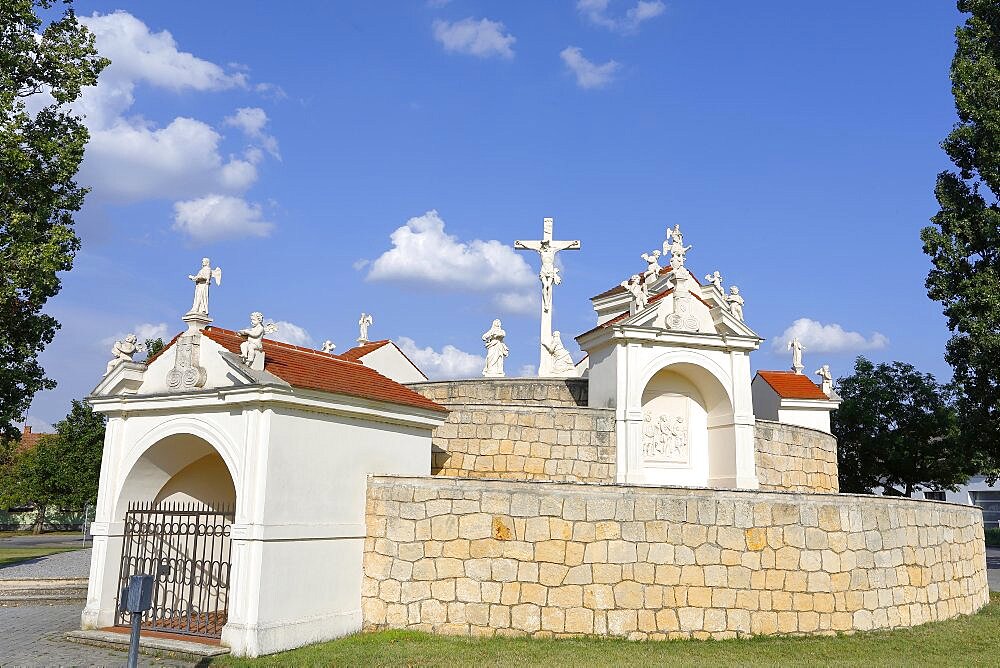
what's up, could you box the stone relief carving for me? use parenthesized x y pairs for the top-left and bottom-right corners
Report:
(166, 334), (207, 390)
(105, 334), (141, 375)
(239, 312), (278, 371)
(642, 411), (689, 463)
(664, 270), (699, 332)
(482, 319), (509, 378)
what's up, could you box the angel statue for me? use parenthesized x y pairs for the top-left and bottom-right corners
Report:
(663, 224), (692, 269)
(321, 340), (336, 354)
(358, 313), (374, 344)
(726, 285), (745, 321)
(105, 333), (142, 375)
(621, 274), (649, 312)
(481, 319), (509, 378)
(239, 312), (278, 370)
(640, 249), (662, 283)
(704, 271), (724, 292)
(188, 258), (222, 315)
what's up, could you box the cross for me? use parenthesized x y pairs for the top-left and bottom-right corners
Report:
(515, 217), (581, 376)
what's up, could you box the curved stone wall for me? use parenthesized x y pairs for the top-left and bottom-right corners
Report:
(409, 380), (615, 483)
(363, 476), (988, 639)
(754, 421), (839, 493)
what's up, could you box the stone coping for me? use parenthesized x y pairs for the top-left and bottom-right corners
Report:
(371, 474), (982, 512)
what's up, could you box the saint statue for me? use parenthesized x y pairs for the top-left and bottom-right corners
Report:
(815, 364), (833, 396)
(239, 312), (278, 370)
(663, 224), (692, 269)
(727, 285), (745, 321)
(481, 319), (509, 378)
(704, 271), (724, 292)
(788, 337), (805, 373)
(321, 340), (336, 354)
(620, 274), (649, 313)
(106, 333), (141, 374)
(640, 250), (662, 283)
(187, 258), (222, 315)
(358, 313), (374, 344)
(542, 331), (575, 376)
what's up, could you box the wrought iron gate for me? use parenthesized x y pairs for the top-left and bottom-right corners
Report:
(115, 501), (234, 639)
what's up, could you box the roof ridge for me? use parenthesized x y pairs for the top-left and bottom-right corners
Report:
(206, 326), (367, 366)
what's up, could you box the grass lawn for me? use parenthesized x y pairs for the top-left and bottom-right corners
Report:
(0, 546), (78, 568)
(215, 593), (1000, 667)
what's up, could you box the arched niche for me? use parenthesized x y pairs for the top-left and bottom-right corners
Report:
(639, 362), (736, 487)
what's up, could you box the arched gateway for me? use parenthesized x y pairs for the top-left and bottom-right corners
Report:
(84, 314), (447, 656)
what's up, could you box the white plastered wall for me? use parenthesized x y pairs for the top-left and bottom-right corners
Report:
(359, 344), (426, 384)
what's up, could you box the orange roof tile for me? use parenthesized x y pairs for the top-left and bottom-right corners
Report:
(755, 371), (829, 400)
(16, 425), (52, 453)
(161, 328), (446, 413)
(591, 265), (704, 300)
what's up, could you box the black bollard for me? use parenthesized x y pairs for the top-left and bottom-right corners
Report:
(118, 574), (154, 668)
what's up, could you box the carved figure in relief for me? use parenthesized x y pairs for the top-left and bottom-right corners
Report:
(239, 312), (278, 370)
(357, 313), (373, 344)
(641, 411), (688, 462)
(321, 340), (336, 354)
(543, 331), (575, 376)
(641, 249), (662, 283)
(187, 258), (222, 315)
(482, 319), (509, 377)
(105, 334), (141, 374)
(704, 270), (724, 292)
(727, 285), (745, 321)
(663, 224), (692, 269)
(621, 274), (649, 313)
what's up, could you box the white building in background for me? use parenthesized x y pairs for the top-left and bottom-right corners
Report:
(338, 339), (427, 384)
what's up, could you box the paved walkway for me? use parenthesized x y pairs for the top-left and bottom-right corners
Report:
(0, 548), (92, 579)
(0, 603), (197, 667)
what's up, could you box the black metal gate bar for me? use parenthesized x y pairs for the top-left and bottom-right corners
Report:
(115, 501), (234, 639)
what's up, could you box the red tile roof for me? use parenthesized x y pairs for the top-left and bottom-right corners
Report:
(340, 340), (392, 361)
(576, 287), (713, 340)
(164, 328), (445, 413)
(755, 371), (829, 400)
(591, 265), (704, 300)
(16, 425), (52, 453)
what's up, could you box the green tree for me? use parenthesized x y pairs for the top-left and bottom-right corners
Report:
(0, 1), (109, 440)
(0, 400), (106, 533)
(921, 0), (1000, 477)
(144, 337), (165, 359)
(832, 357), (974, 496)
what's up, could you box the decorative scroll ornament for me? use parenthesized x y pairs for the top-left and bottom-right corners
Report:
(642, 411), (689, 463)
(167, 334), (208, 390)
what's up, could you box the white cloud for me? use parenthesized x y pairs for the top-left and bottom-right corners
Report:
(396, 337), (484, 380)
(560, 47), (620, 89)
(576, 0), (665, 33)
(24, 415), (55, 433)
(773, 318), (889, 354)
(352, 259), (371, 271)
(101, 322), (169, 348)
(268, 321), (314, 347)
(433, 18), (515, 59)
(224, 107), (280, 159)
(494, 291), (539, 315)
(172, 195), (274, 242)
(366, 210), (537, 310)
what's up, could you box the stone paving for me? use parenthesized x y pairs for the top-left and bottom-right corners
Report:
(0, 548), (92, 579)
(0, 603), (196, 667)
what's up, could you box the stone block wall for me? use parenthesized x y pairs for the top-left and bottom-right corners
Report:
(754, 421), (839, 493)
(363, 476), (988, 640)
(409, 380), (615, 483)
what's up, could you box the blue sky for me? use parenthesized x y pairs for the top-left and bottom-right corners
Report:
(26, 1), (964, 428)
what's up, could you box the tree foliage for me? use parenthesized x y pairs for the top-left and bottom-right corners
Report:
(832, 357), (974, 496)
(0, 399), (105, 532)
(922, 0), (1000, 477)
(144, 337), (165, 359)
(0, 1), (109, 440)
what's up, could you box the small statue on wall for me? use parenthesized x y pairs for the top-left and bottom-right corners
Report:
(321, 340), (336, 354)
(105, 333), (141, 375)
(543, 331), (576, 376)
(239, 312), (278, 371)
(789, 337), (806, 374)
(727, 285), (745, 321)
(187, 258), (222, 316)
(815, 364), (833, 396)
(481, 319), (509, 378)
(704, 270), (724, 292)
(640, 249), (662, 283)
(621, 274), (650, 313)
(358, 313), (374, 344)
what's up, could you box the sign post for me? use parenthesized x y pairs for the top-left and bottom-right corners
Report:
(118, 574), (154, 668)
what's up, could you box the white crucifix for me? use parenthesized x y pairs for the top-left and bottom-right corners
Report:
(515, 217), (581, 376)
